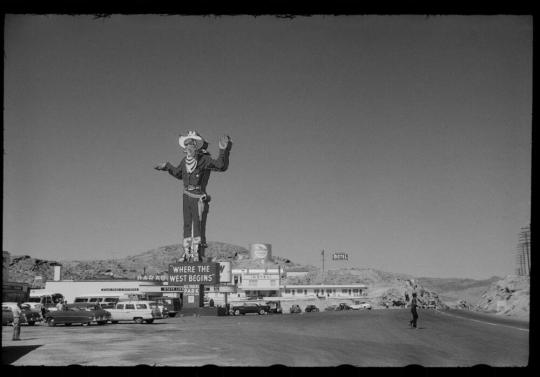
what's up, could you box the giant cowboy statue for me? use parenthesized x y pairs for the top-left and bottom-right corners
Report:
(155, 131), (232, 262)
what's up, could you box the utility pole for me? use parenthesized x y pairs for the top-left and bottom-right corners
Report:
(321, 249), (325, 274)
(516, 225), (531, 276)
(519, 225), (531, 276)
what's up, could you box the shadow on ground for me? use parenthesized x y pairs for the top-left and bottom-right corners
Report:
(1, 345), (42, 365)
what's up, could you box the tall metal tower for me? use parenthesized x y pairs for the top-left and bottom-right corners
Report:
(515, 225), (531, 276)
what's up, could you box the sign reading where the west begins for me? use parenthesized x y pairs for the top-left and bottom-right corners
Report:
(168, 262), (219, 285)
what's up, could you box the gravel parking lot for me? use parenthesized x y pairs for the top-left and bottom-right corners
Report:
(2, 309), (529, 366)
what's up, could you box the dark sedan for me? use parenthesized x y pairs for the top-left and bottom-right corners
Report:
(265, 301), (283, 314)
(45, 303), (111, 326)
(289, 304), (302, 314)
(305, 305), (320, 312)
(230, 302), (270, 315)
(2, 303), (42, 326)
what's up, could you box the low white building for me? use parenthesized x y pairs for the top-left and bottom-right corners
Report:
(30, 280), (175, 303)
(28, 264), (370, 308)
(281, 284), (368, 299)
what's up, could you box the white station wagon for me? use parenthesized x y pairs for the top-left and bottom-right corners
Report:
(107, 301), (163, 324)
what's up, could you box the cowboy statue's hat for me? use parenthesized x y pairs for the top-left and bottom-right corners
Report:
(179, 130), (205, 150)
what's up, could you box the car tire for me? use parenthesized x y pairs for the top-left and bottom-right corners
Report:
(111, 321), (119, 324)
(97, 321), (106, 325)
(259, 309), (266, 315)
(47, 318), (56, 327)
(145, 319), (154, 324)
(134, 317), (144, 324)
(234, 310), (240, 316)
(28, 321), (35, 326)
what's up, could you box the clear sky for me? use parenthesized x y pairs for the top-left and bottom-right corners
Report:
(3, 15), (531, 279)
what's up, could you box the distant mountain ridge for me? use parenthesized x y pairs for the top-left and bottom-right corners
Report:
(4, 242), (528, 319)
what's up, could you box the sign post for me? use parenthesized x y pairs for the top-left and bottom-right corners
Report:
(168, 262), (220, 311)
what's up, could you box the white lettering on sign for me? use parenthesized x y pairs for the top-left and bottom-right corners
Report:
(171, 265), (197, 273)
(160, 287), (184, 292)
(243, 274), (278, 280)
(332, 252), (349, 261)
(168, 262), (219, 285)
(101, 288), (139, 291)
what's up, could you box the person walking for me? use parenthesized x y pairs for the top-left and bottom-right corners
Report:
(409, 292), (419, 329)
(12, 303), (26, 341)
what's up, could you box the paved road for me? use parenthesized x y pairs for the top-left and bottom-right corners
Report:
(1, 309), (529, 366)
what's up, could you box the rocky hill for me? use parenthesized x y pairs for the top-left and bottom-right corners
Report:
(415, 276), (502, 308)
(5, 242), (303, 283)
(5, 243), (529, 319)
(473, 275), (530, 320)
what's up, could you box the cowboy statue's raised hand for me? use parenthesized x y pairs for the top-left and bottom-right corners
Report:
(218, 135), (231, 149)
(154, 162), (169, 171)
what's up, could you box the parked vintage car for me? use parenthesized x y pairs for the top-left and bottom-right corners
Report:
(153, 297), (181, 317)
(265, 301), (283, 314)
(350, 301), (372, 310)
(106, 301), (163, 324)
(304, 305), (320, 312)
(325, 303), (351, 311)
(337, 303), (352, 311)
(74, 296), (120, 309)
(45, 303), (111, 326)
(26, 294), (64, 312)
(2, 303), (42, 326)
(22, 301), (47, 318)
(230, 302), (270, 316)
(289, 304), (302, 314)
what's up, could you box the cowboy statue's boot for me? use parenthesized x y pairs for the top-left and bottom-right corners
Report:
(200, 244), (209, 263)
(191, 237), (202, 262)
(181, 238), (192, 262)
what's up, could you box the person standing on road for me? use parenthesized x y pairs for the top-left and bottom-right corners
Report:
(12, 302), (26, 341)
(41, 305), (46, 318)
(409, 292), (419, 329)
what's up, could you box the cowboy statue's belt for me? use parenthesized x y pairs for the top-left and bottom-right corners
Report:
(185, 185), (201, 191)
(183, 188), (207, 201)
